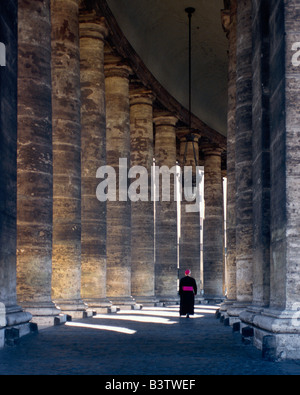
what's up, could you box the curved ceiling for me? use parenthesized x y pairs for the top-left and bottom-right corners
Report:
(106, 0), (229, 137)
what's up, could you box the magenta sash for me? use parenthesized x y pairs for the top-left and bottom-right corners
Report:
(182, 286), (194, 292)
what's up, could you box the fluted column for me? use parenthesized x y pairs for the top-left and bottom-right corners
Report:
(104, 57), (134, 306)
(203, 144), (224, 299)
(50, 0), (86, 318)
(17, 0), (61, 325)
(130, 87), (155, 303)
(179, 134), (201, 289)
(154, 114), (178, 302)
(79, 12), (110, 312)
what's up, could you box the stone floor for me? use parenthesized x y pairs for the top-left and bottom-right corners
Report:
(0, 305), (300, 376)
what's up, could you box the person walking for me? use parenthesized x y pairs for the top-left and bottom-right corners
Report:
(179, 269), (197, 318)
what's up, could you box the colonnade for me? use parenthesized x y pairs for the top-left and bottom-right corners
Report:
(220, 0), (300, 360)
(2, 0), (300, 360)
(0, 0), (225, 344)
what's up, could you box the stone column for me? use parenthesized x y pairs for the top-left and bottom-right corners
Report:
(220, 0), (237, 317)
(50, 0), (87, 318)
(154, 113), (178, 302)
(269, 0), (300, 313)
(17, 0), (61, 325)
(79, 12), (110, 312)
(130, 86), (155, 303)
(240, 0), (271, 331)
(104, 56), (134, 306)
(179, 134), (201, 290)
(0, 0), (32, 341)
(228, 0), (253, 318)
(252, 0), (300, 359)
(202, 144), (224, 300)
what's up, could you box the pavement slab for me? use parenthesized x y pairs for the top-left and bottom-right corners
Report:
(0, 305), (300, 376)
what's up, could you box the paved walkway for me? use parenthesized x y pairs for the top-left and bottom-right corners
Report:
(0, 305), (300, 376)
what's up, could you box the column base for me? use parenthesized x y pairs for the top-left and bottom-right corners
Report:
(6, 304), (33, 327)
(156, 295), (180, 306)
(239, 305), (264, 327)
(203, 295), (225, 304)
(54, 299), (91, 319)
(195, 296), (205, 304)
(108, 296), (141, 310)
(236, 306), (300, 360)
(219, 299), (235, 312)
(132, 296), (158, 306)
(20, 301), (66, 328)
(252, 308), (300, 360)
(216, 299), (235, 322)
(226, 301), (250, 326)
(83, 298), (112, 314)
(2, 304), (36, 347)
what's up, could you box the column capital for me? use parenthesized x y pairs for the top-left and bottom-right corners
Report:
(221, 0), (237, 38)
(104, 61), (133, 79)
(221, 9), (231, 38)
(104, 43), (133, 78)
(79, 14), (108, 41)
(178, 129), (200, 144)
(129, 84), (154, 107)
(153, 112), (178, 128)
(200, 139), (223, 156)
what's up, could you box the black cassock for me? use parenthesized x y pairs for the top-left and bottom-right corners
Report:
(179, 276), (197, 316)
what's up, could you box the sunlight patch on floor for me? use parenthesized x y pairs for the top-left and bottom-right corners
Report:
(93, 313), (178, 325)
(65, 321), (136, 335)
(117, 310), (205, 319)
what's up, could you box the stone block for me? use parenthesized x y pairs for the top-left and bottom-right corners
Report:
(228, 315), (241, 327)
(262, 335), (277, 361)
(5, 324), (35, 346)
(242, 326), (254, 337)
(131, 304), (143, 310)
(108, 306), (120, 314)
(5, 327), (20, 346)
(83, 310), (95, 318)
(31, 313), (67, 328)
(223, 317), (230, 326)
(241, 326), (254, 345)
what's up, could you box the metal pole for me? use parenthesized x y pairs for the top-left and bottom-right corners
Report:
(185, 7), (195, 131)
